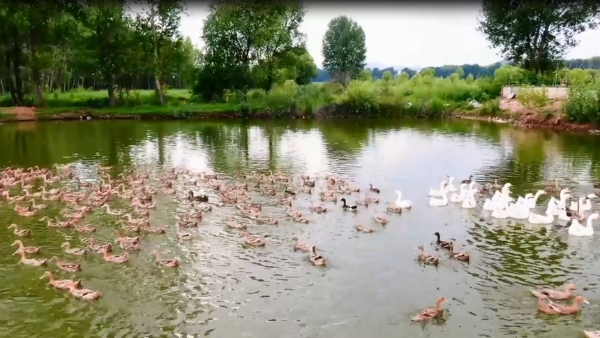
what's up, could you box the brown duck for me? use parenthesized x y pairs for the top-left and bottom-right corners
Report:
(411, 297), (446, 321)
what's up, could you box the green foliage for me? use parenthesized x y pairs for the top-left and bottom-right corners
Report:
(358, 69), (373, 82)
(478, 1), (600, 73)
(517, 85), (550, 109)
(322, 16), (366, 86)
(564, 85), (600, 123)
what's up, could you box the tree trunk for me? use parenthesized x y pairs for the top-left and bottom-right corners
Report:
(150, 2), (164, 105)
(107, 78), (116, 107)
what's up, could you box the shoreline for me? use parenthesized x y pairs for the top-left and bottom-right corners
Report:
(1, 105), (599, 135)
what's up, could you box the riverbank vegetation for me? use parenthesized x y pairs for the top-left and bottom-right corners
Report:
(1, 1), (599, 124)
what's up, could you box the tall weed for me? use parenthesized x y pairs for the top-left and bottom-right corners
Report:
(564, 86), (600, 123)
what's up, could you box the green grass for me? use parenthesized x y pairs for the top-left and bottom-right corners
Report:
(0, 75), (504, 120)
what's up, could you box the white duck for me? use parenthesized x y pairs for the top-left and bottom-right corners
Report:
(548, 193), (572, 216)
(483, 190), (503, 211)
(450, 183), (468, 203)
(461, 188), (477, 209)
(429, 181), (448, 197)
(568, 213), (599, 237)
(429, 191), (449, 207)
(509, 200), (530, 219)
(549, 188), (571, 210)
(491, 200), (511, 219)
(445, 176), (458, 193)
(394, 190), (412, 208)
(528, 209), (554, 224)
(525, 190), (546, 209)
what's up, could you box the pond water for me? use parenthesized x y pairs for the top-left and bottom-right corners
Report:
(1, 119), (600, 337)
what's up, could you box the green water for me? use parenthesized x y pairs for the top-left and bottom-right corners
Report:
(1, 119), (600, 337)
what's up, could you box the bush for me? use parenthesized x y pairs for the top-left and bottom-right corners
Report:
(518, 85), (549, 110)
(564, 86), (600, 123)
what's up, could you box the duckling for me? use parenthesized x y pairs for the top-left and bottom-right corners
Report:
(340, 198), (357, 210)
(321, 194), (337, 202)
(357, 225), (374, 233)
(258, 216), (278, 226)
(51, 256), (82, 273)
(545, 178), (561, 193)
(411, 297), (446, 321)
(365, 196), (379, 204)
(61, 242), (86, 256)
(369, 184), (380, 193)
(151, 249), (180, 268)
(374, 214), (388, 225)
(8, 224), (32, 237)
(141, 225), (167, 234)
(87, 238), (112, 253)
(309, 246), (326, 266)
(12, 240), (41, 254)
(14, 250), (47, 266)
(67, 283), (101, 300)
(74, 224), (97, 234)
(99, 247), (128, 264)
(292, 237), (313, 251)
(417, 245), (439, 266)
(188, 190), (209, 202)
(293, 215), (309, 223)
(530, 284), (577, 300)
(242, 231), (266, 247)
(40, 271), (81, 290)
(284, 186), (296, 196)
(538, 295), (588, 315)
(227, 217), (247, 230)
(386, 205), (403, 213)
(448, 242), (470, 263)
(434, 232), (452, 250)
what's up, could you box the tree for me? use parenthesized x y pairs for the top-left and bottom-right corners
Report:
(322, 16), (366, 86)
(133, 0), (184, 104)
(478, 0), (600, 74)
(358, 69), (372, 81)
(194, 0), (306, 100)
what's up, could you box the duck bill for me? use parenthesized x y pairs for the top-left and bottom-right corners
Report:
(584, 300), (590, 304)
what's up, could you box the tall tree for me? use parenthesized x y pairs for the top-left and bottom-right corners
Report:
(322, 16), (366, 86)
(194, 0), (306, 101)
(478, 0), (600, 74)
(82, 2), (131, 106)
(133, 0), (184, 104)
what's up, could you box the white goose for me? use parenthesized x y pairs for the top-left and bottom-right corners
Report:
(450, 183), (468, 203)
(461, 188), (477, 209)
(509, 200), (530, 219)
(429, 181), (448, 197)
(528, 209), (554, 224)
(429, 191), (449, 207)
(525, 190), (546, 209)
(446, 176), (458, 193)
(568, 213), (599, 237)
(394, 190), (412, 209)
(483, 190), (503, 211)
(491, 200), (511, 219)
(549, 188), (571, 210)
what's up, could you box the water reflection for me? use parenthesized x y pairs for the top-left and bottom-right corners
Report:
(1, 119), (600, 337)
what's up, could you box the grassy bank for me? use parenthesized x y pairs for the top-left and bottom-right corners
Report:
(3, 66), (600, 125)
(0, 74), (506, 121)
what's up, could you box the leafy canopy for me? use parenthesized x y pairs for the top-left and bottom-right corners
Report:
(478, 0), (600, 73)
(322, 16), (366, 86)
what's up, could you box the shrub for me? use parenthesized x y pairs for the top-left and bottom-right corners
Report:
(518, 85), (549, 110)
(564, 85), (600, 123)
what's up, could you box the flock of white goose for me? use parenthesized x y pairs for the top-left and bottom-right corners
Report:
(426, 176), (598, 237)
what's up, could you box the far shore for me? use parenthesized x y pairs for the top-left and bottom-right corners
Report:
(1, 104), (599, 135)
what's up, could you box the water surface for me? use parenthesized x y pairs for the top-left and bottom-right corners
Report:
(1, 119), (600, 337)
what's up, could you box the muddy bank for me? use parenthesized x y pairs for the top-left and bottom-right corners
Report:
(1, 105), (599, 135)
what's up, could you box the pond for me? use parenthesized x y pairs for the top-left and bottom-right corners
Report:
(1, 119), (600, 337)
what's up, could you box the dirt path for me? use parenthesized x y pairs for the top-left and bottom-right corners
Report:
(0, 107), (37, 121)
(499, 98), (599, 134)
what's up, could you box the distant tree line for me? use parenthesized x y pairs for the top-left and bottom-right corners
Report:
(312, 57), (600, 82)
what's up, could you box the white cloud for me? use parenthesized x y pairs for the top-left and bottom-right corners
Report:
(180, 4), (600, 69)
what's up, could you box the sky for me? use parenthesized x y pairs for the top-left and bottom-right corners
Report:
(179, 4), (600, 69)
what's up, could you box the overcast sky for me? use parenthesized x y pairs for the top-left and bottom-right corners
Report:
(180, 4), (600, 69)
